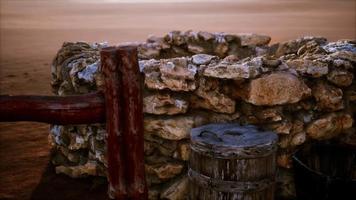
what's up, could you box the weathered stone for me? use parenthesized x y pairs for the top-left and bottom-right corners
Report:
(266, 121), (293, 135)
(191, 78), (235, 114)
(242, 72), (311, 106)
(141, 58), (197, 91)
(143, 94), (188, 115)
(237, 33), (271, 46)
(329, 51), (356, 63)
(187, 44), (206, 54)
(205, 111), (241, 123)
(68, 133), (89, 150)
(312, 81), (344, 111)
(88, 150), (107, 167)
(160, 176), (189, 200)
(277, 153), (292, 169)
(198, 31), (215, 41)
(297, 40), (326, 56)
(327, 70), (354, 87)
(144, 116), (195, 140)
(332, 59), (354, 70)
(145, 163), (184, 180)
(138, 42), (162, 59)
(164, 31), (186, 46)
(291, 132), (306, 146)
(144, 135), (178, 157)
(272, 36), (327, 57)
(262, 56), (281, 68)
(214, 41), (229, 57)
(306, 113), (353, 140)
(255, 107), (283, 122)
(286, 59), (328, 77)
(323, 40), (356, 54)
(58, 146), (87, 164)
(191, 54), (217, 65)
(203, 57), (262, 79)
(55, 161), (97, 178)
(173, 142), (190, 161)
(291, 120), (304, 134)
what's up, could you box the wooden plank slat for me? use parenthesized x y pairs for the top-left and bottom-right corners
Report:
(0, 92), (105, 125)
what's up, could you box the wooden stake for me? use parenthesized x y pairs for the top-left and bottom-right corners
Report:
(117, 46), (148, 200)
(100, 47), (128, 200)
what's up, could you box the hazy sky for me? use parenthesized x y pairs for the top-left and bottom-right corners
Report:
(73, 0), (232, 3)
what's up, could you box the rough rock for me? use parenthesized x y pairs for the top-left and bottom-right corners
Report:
(297, 40), (326, 56)
(277, 152), (293, 169)
(164, 31), (186, 46)
(312, 81), (344, 111)
(327, 69), (354, 87)
(306, 113), (353, 140)
(203, 57), (262, 79)
(141, 58), (197, 91)
(266, 121), (293, 135)
(144, 116), (196, 140)
(138, 42), (162, 59)
(272, 36), (327, 57)
(191, 54), (217, 65)
(237, 33), (271, 46)
(286, 58), (328, 77)
(55, 161), (97, 178)
(322, 40), (356, 54)
(145, 163), (184, 180)
(160, 176), (189, 200)
(255, 107), (283, 122)
(329, 51), (356, 63)
(143, 94), (188, 115)
(291, 132), (306, 146)
(242, 72), (311, 106)
(173, 142), (190, 161)
(191, 78), (235, 113)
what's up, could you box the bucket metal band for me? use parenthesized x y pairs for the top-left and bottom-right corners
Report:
(188, 168), (274, 192)
(190, 141), (277, 159)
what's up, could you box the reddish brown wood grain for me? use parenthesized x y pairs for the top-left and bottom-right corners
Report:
(0, 92), (105, 125)
(117, 46), (147, 200)
(100, 46), (128, 200)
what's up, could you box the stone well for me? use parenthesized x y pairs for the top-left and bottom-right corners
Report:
(49, 31), (356, 199)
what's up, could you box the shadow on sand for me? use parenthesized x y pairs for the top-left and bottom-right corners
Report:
(30, 162), (109, 200)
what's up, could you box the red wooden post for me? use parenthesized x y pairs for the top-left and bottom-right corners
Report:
(0, 92), (105, 125)
(100, 47), (128, 199)
(100, 46), (148, 200)
(117, 46), (148, 199)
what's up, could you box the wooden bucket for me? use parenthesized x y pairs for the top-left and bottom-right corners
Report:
(189, 123), (278, 200)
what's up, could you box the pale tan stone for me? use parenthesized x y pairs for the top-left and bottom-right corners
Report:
(243, 72), (311, 106)
(312, 81), (344, 111)
(143, 94), (188, 115)
(306, 113), (353, 140)
(146, 163), (184, 180)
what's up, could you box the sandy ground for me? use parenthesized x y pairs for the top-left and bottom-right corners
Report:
(0, 0), (355, 199)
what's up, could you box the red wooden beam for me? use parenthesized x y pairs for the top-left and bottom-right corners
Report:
(100, 46), (128, 199)
(118, 46), (148, 199)
(0, 92), (105, 125)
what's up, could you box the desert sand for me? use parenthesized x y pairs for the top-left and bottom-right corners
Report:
(0, 0), (355, 199)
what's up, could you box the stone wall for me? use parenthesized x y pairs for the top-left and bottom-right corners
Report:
(50, 31), (356, 199)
